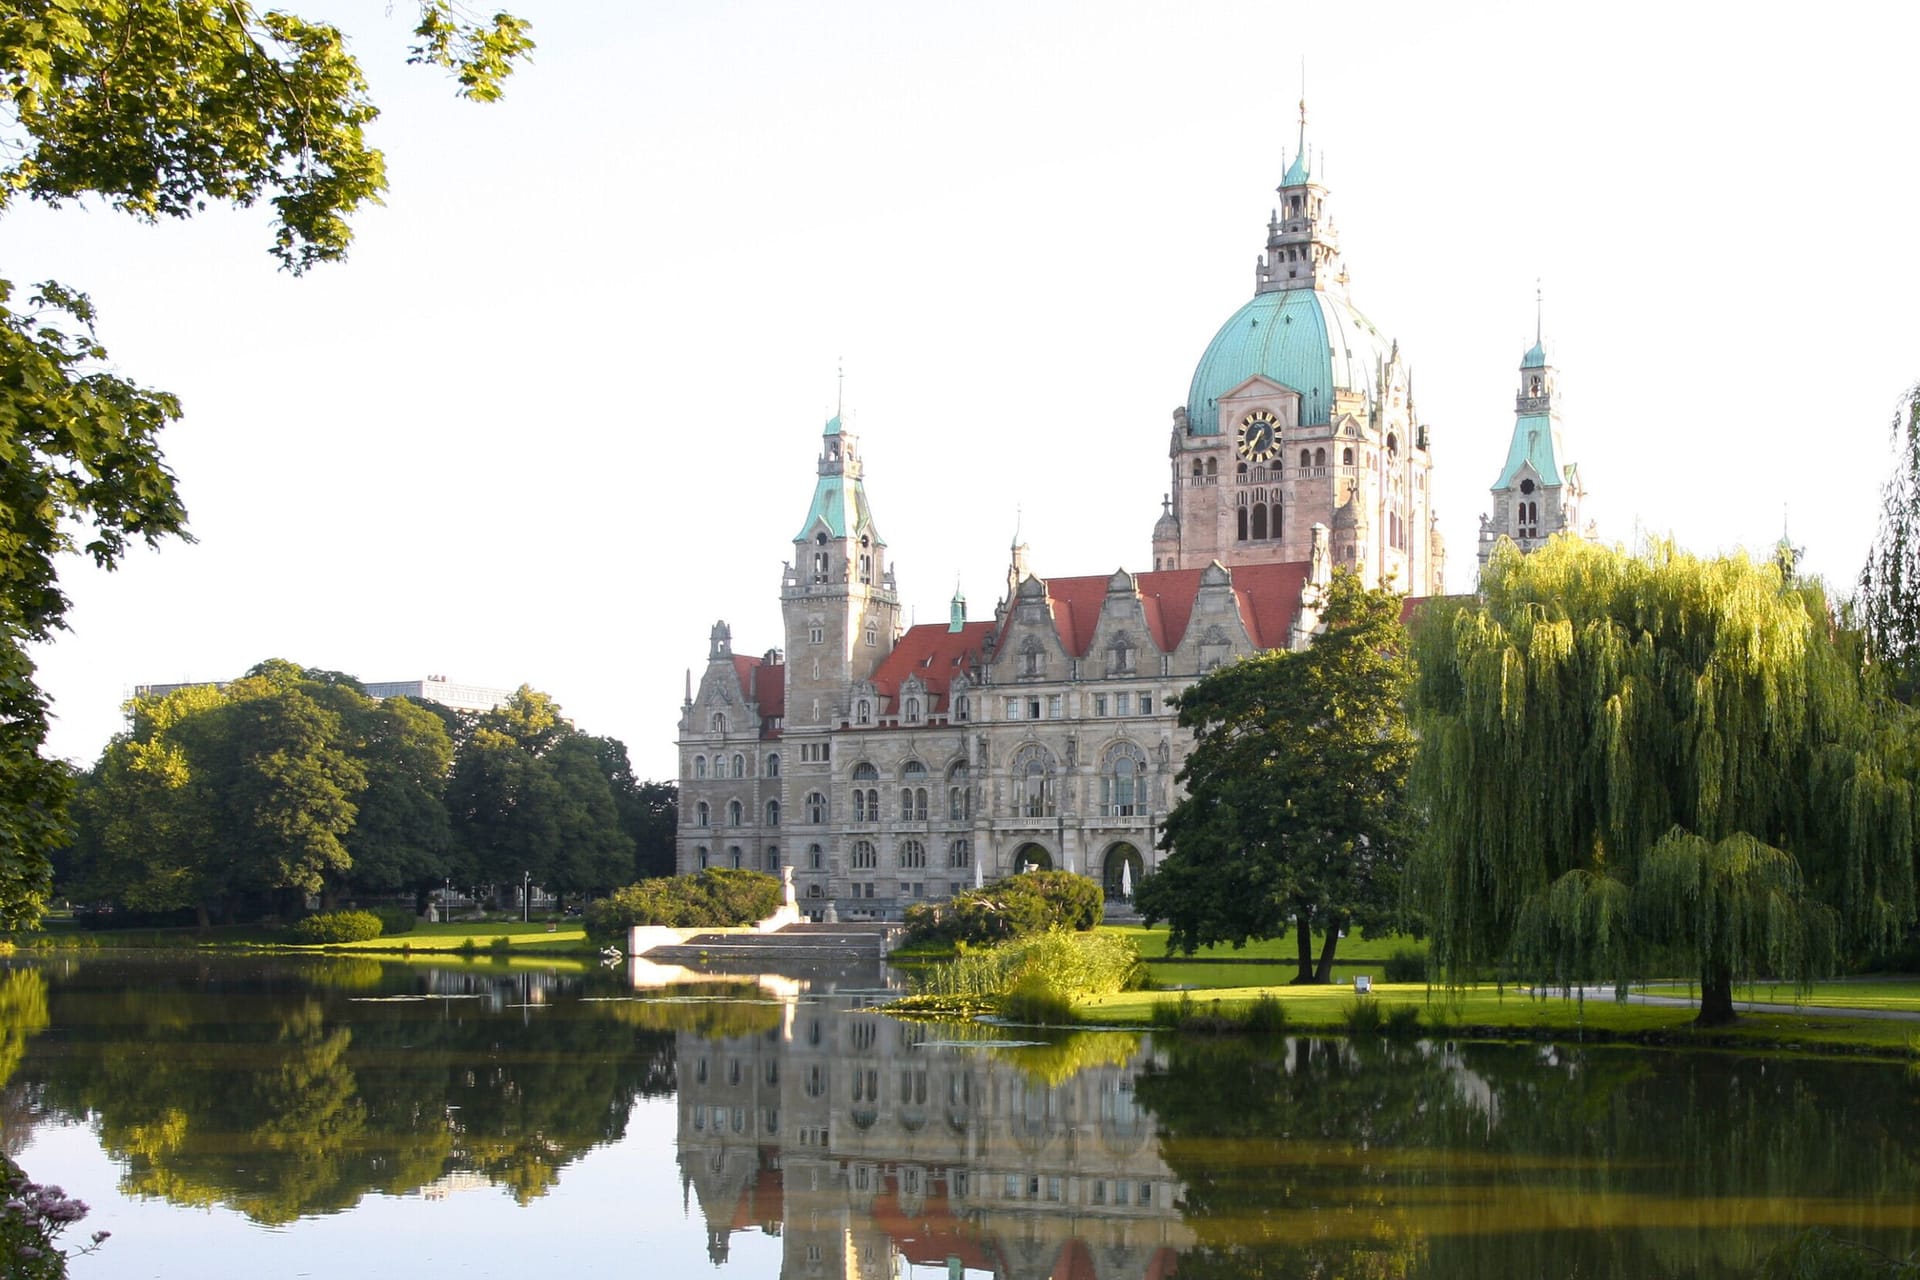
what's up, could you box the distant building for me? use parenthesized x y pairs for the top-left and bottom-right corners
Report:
(676, 110), (1490, 922)
(134, 675), (513, 714)
(1477, 304), (1591, 567)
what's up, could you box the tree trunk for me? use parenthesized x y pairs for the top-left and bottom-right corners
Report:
(1292, 910), (1318, 984)
(1697, 969), (1738, 1026)
(195, 902), (210, 931)
(1313, 915), (1347, 984)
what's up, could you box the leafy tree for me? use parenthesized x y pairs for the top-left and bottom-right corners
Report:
(1138, 570), (1415, 981)
(1409, 538), (1918, 1024)
(338, 697), (454, 901)
(446, 688), (633, 898)
(0, 2), (531, 931)
(1859, 382), (1920, 702)
(587, 738), (677, 879)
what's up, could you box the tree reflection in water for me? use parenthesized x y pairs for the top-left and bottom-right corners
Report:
(14, 956), (679, 1222)
(8, 956), (1920, 1278)
(1137, 1035), (1920, 1280)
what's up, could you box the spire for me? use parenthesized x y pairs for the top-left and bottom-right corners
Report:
(1523, 281), (1547, 368)
(1281, 87), (1311, 187)
(949, 578), (966, 633)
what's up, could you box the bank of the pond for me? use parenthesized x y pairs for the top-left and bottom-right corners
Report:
(2, 919), (598, 957)
(1078, 983), (1920, 1058)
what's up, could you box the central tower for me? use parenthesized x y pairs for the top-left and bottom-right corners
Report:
(1151, 106), (1443, 595)
(781, 414), (900, 734)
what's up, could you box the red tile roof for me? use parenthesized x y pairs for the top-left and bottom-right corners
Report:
(1037, 562), (1309, 655)
(729, 654), (786, 736)
(869, 620), (996, 705)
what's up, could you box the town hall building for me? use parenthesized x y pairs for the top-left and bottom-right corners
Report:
(675, 114), (1584, 919)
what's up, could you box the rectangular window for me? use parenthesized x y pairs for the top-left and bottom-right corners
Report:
(1028, 1176), (1041, 1198)
(1047, 1177), (1062, 1202)
(1047, 694), (1062, 718)
(1005, 697), (1021, 720)
(1139, 1182), (1153, 1206)
(1005, 1174), (1020, 1198)
(1028, 698), (1042, 720)
(1090, 1180), (1106, 1206)
(1113, 1181), (1129, 1206)
(1094, 693), (1108, 716)
(1141, 694), (1154, 716)
(950, 881), (962, 895)
(809, 626), (824, 644)
(953, 1172), (969, 1198)
(1116, 692), (1132, 715)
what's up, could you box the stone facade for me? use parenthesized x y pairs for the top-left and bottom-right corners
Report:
(677, 113), (1469, 921)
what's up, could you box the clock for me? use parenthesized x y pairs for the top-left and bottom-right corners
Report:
(1237, 409), (1280, 463)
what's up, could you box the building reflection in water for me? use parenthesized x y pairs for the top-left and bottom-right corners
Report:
(673, 992), (1186, 1279)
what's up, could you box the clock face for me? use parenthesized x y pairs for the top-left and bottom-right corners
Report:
(1237, 409), (1280, 463)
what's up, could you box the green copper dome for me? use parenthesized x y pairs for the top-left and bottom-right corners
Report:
(1186, 289), (1390, 435)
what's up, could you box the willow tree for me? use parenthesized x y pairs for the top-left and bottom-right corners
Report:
(1409, 538), (1918, 1024)
(1859, 381), (1920, 702)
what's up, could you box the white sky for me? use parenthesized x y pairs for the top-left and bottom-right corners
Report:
(17, 0), (1920, 779)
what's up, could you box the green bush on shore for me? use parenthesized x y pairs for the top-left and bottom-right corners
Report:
(902, 871), (1102, 947)
(584, 868), (784, 945)
(290, 911), (383, 944)
(894, 929), (1144, 1022)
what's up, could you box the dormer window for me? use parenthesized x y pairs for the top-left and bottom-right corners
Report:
(904, 697), (921, 723)
(855, 699), (872, 725)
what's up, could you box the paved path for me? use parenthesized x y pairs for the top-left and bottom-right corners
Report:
(1558, 986), (1920, 1022)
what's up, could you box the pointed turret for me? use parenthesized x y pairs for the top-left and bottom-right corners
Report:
(1479, 291), (1587, 569)
(1257, 94), (1345, 296)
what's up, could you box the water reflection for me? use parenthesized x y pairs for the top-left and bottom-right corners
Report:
(8, 956), (675, 1221)
(4, 955), (1920, 1279)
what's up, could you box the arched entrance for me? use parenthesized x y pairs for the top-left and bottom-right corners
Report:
(1011, 842), (1052, 873)
(1102, 842), (1144, 902)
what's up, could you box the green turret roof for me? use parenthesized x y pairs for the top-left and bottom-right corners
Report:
(1495, 414), (1564, 490)
(793, 474), (882, 544)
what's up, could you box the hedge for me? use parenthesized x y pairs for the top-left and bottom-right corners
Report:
(585, 868), (784, 945)
(902, 870), (1103, 947)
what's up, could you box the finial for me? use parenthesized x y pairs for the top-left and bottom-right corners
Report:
(1535, 279), (1543, 346)
(836, 357), (844, 419)
(1012, 503), (1023, 548)
(1297, 59), (1308, 161)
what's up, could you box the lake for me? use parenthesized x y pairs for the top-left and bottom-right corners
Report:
(3, 953), (1918, 1278)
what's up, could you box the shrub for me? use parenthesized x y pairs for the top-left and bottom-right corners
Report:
(903, 929), (1143, 1018)
(1383, 1004), (1423, 1040)
(372, 908), (416, 936)
(902, 871), (1103, 947)
(1382, 947), (1427, 983)
(1244, 993), (1289, 1035)
(1343, 996), (1384, 1037)
(488, 936), (511, 955)
(584, 868), (784, 945)
(289, 910), (383, 944)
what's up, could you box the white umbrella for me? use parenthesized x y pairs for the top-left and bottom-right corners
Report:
(1120, 861), (1133, 900)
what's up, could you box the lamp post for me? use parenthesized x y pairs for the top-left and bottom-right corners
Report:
(523, 869), (530, 923)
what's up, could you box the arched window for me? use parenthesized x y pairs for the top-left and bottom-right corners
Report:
(855, 699), (871, 724)
(765, 844), (780, 871)
(1237, 506), (1249, 541)
(713, 755), (728, 780)
(697, 845), (709, 868)
(1299, 448), (1311, 469)
(1314, 447), (1326, 467)
(728, 800), (743, 826)
(733, 753), (746, 778)
(808, 843), (823, 869)
(948, 839), (971, 868)
(851, 840), (878, 870)
(1011, 744), (1056, 818)
(1192, 459), (1203, 478)
(853, 762), (879, 781)
(711, 712), (726, 733)
(693, 755), (707, 779)
(948, 762), (971, 820)
(899, 840), (926, 869)
(766, 753), (779, 777)
(904, 697), (920, 723)
(728, 845), (742, 869)
(1341, 446), (1354, 466)
(806, 791), (827, 824)
(1251, 503), (1268, 540)
(766, 800), (780, 826)
(1272, 497), (1283, 542)
(1205, 457), (1217, 477)
(955, 695), (971, 723)
(695, 801), (710, 827)
(1101, 742), (1147, 817)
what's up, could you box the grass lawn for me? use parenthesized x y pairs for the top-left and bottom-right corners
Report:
(323, 921), (590, 953)
(1639, 978), (1920, 1014)
(1104, 923), (1425, 965)
(1078, 983), (1920, 1056)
